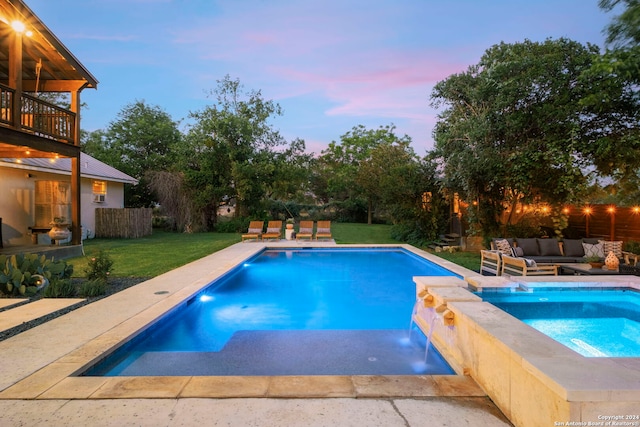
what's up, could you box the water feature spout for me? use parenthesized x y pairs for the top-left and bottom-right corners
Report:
(423, 294), (435, 307)
(435, 303), (448, 313)
(442, 309), (455, 326)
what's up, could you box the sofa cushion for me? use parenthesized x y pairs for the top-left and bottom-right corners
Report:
(511, 246), (525, 257)
(537, 238), (561, 256)
(563, 239), (585, 257)
(516, 238), (539, 256)
(583, 242), (604, 258)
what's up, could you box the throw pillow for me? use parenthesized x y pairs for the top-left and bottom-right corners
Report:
(562, 239), (585, 257)
(494, 238), (512, 255)
(537, 238), (561, 256)
(599, 240), (623, 259)
(524, 258), (537, 267)
(516, 238), (539, 256)
(582, 242), (604, 258)
(511, 246), (524, 257)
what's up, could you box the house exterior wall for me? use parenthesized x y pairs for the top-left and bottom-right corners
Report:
(0, 167), (125, 246)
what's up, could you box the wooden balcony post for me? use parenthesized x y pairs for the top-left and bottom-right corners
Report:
(70, 90), (82, 245)
(8, 31), (23, 129)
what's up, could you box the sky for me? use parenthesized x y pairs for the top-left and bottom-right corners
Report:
(26, 0), (613, 155)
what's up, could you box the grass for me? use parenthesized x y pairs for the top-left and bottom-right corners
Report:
(430, 250), (481, 272)
(69, 230), (241, 277)
(66, 224), (481, 278)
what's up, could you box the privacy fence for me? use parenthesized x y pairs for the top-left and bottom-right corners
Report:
(567, 204), (640, 242)
(95, 208), (153, 239)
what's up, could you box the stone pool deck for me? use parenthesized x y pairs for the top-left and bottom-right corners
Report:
(0, 241), (512, 426)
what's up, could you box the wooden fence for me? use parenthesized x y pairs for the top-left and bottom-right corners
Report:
(567, 204), (640, 243)
(95, 208), (153, 239)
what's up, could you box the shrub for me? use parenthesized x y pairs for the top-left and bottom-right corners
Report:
(215, 217), (248, 233)
(78, 278), (107, 297)
(624, 240), (640, 255)
(84, 250), (114, 282)
(43, 278), (77, 298)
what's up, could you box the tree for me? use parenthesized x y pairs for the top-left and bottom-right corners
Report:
(176, 75), (308, 229)
(600, 0), (640, 50)
(356, 136), (415, 224)
(586, 0), (640, 203)
(317, 124), (410, 223)
(431, 38), (640, 237)
(82, 101), (181, 207)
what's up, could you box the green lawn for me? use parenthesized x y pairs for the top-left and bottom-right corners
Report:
(67, 224), (480, 278)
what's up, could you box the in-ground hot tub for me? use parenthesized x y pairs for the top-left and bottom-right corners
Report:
(413, 274), (640, 427)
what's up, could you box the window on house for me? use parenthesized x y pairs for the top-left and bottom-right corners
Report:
(92, 180), (107, 203)
(34, 181), (71, 226)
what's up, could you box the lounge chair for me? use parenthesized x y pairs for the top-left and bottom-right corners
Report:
(262, 221), (283, 240)
(315, 221), (332, 240)
(296, 221), (314, 241)
(501, 254), (558, 276)
(241, 221), (264, 242)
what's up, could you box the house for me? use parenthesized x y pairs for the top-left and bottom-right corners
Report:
(0, 0), (98, 248)
(0, 152), (137, 246)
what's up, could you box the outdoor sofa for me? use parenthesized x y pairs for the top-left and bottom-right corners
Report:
(489, 237), (608, 263)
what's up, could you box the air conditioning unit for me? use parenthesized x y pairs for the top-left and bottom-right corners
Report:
(93, 194), (105, 203)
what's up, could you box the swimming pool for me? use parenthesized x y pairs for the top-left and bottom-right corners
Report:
(477, 287), (640, 357)
(84, 248), (456, 376)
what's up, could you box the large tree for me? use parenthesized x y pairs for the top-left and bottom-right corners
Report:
(175, 75), (310, 229)
(589, 0), (640, 203)
(316, 124), (412, 223)
(431, 38), (640, 237)
(82, 101), (181, 207)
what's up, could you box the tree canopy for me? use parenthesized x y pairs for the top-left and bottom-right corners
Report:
(430, 38), (640, 236)
(82, 101), (181, 207)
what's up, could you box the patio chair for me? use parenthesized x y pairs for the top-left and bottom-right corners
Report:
(501, 255), (558, 276)
(480, 250), (501, 276)
(262, 221), (283, 240)
(623, 251), (639, 266)
(315, 221), (332, 240)
(296, 221), (314, 241)
(241, 221), (263, 242)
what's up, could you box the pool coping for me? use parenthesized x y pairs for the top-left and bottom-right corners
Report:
(0, 241), (485, 400)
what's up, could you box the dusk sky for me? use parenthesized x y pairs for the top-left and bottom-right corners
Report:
(28, 0), (612, 155)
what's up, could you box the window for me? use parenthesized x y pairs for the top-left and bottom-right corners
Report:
(92, 180), (107, 203)
(34, 181), (71, 226)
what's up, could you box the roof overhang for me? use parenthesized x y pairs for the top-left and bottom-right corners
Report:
(0, 0), (99, 90)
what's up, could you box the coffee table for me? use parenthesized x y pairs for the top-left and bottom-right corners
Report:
(560, 264), (620, 276)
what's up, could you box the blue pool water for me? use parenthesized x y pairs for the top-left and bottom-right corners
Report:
(85, 248), (456, 376)
(478, 288), (640, 357)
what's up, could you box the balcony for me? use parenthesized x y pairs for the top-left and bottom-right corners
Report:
(0, 82), (76, 144)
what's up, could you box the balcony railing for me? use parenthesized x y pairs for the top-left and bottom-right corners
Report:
(0, 83), (76, 144)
